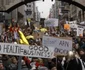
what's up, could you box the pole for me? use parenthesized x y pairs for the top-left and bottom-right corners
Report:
(17, 56), (22, 70)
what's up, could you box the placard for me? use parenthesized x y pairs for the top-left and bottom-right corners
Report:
(42, 36), (72, 55)
(77, 28), (84, 36)
(44, 18), (58, 27)
(0, 43), (54, 58)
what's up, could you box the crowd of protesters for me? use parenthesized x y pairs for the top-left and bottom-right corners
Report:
(0, 21), (85, 70)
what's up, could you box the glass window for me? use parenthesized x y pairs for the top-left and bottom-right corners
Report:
(29, 5), (31, 7)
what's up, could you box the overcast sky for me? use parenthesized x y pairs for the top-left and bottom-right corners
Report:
(36, 0), (55, 18)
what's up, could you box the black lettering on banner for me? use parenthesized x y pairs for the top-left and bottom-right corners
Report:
(30, 51), (34, 55)
(44, 52), (49, 57)
(15, 46), (19, 53)
(34, 46), (38, 50)
(29, 45), (34, 50)
(24, 50), (34, 55)
(3, 45), (9, 53)
(36, 51), (43, 56)
(18, 46), (22, 54)
(9, 45), (14, 53)
(59, 41), (69, 47)
(44, 46), (48, 52)
(39, 46), (43, 51)
(47, 52), (50, 57)
(23, 50), (28, 55)
(54, 48), (60, 53)
(20, 47), (24, 53)
(54, 48), (68, 54)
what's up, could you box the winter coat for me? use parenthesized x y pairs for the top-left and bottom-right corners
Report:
(8, 63), (17, 70)
(66, 58), (82, 70)
(21, 65), (29, 70)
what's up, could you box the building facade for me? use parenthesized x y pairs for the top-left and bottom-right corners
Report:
(49, 0), (63, 19)
(0, 0), (40, 25)
(35, 7), (40, 22)
(49, 0), (85, 22)
(61, 0), (85, 22)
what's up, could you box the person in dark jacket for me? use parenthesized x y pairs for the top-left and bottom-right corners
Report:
(8, 57), (18, 70)
(65, 51), (82, 70)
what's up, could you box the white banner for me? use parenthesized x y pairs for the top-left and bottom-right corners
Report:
(0, 43), (54, 58)
(44, 18), (58, 27)
(67, 20), (78, 28)
(77, 28), (84, 36)
(42, 36), (72, 55)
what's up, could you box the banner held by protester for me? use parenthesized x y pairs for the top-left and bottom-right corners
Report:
(42, 36), (72, 55)
(0, 43), (54, 58)
(44, 18), (58, 27)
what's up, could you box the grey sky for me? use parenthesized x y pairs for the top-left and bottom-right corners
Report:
(36, 0), (55, 18)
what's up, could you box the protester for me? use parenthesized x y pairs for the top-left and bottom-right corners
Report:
(8, 57), (18, 70)
(0, 20), (85, 70)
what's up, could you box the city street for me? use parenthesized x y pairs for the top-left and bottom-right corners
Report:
(0, 0), (85, 70)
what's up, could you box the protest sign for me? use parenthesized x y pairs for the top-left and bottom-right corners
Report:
(0, 43), (54, 58)
(64, 24), (70, 30)
(77, 28), (84, 37)
(42, 36), (72, 55)
(44, 18), (58, 27)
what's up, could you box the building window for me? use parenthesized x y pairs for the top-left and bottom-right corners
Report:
(25, 9), (32, 15)
(29, 5), (31, 7)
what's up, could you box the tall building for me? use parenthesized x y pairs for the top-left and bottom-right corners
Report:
(25, 2), (35, 20)
(49, 0), (63, 19)
(0, 0), (40, 25)
(0, 0), (24, 23)
(35, 7), (40, 22)
(61, 0), (85, 22)
(49, 4), (55, 18)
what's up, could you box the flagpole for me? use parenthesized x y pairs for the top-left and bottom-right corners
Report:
(17, 56), (22, 70)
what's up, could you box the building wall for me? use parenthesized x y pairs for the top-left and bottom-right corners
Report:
(60, 0), (85, 22)
(35, 7), (40, 22)
(0, 0), (39, 23)
(25, 2), (35, 19)
(0, 0), (23, 22)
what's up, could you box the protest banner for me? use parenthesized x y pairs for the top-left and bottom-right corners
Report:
(42, 36), (72, 55)
(44, 18), (58, 27)
(0, 43), (54, 58)
(68, 20), (77, 28)
(77, 28), (84, 37)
